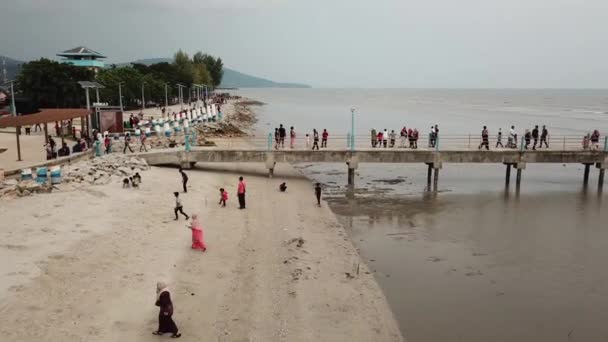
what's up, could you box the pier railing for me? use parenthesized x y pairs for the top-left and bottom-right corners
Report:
(206, 134), (607, 152)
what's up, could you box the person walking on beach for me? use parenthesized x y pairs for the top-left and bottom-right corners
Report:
(312, 129), (320, 150)
(321, 129), (329, 148)
(173, 192), (189, 221)
(532, 125), (539, 150)
(153, 282), (182, 338)
(219, 188), (228, 207)
(123, 133), (134, 154)
(496, 128), (504, 148)
(371, 129), (377, 148)
(187, 215), (206, 252)
(290, 126), (296, 149)
(139, 133), (148, 152)
(540, 125), (549, 148)
(478, 126), (490, 150)
(237, 176), (246, 209)
(279, 124), (286, 148)
(179, 168), (188, 193)
(315, 183), (322, 207)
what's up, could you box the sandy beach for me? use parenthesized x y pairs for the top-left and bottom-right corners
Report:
(0, 158), (402, 341)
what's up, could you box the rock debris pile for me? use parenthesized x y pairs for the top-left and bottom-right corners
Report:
(0, 154), (149, 199)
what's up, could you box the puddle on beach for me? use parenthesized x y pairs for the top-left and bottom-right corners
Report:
(295, 162), (608, 342)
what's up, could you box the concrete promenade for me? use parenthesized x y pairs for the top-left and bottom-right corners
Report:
(138, 147), (608, 190)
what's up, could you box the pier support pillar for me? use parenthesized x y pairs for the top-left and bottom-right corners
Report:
(427, 163), (432, 189)
(346, 157), (359, 187)
(433, 167), (440, 191)
(515, 162), (526, 191)
(583, 163), (592, 187)
(505, 163), (512, 187)
(598, 163), (605, 192)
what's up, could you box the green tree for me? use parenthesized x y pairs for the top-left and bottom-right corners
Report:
(17, 58), (94, 108)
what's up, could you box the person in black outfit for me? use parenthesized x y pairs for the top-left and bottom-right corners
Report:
(312, 129), (320, 150)
(153, 282), (181, 338)
(532, 125), (539, 150)
(524, 129), (531, 149)
(279, 182), (287, 192)
(179, 168), (188, 193)
(540, 125), (549, 148)
(278, 124), (286, 148)
(58, 142), (70, 157)
(315, 183), (322, 206)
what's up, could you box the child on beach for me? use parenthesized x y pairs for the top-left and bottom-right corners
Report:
(174, 192), (189, 220)
(219, 188), (228, 207)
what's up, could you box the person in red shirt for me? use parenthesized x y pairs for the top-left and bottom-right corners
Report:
(237, 177), (246, 209)
(321, 129), (329, 148)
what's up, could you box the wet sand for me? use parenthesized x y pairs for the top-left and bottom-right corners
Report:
(0, 163), (402, 341)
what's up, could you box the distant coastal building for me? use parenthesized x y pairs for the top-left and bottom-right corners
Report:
(57, 46), (106, 72)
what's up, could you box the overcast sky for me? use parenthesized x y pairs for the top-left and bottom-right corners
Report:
(2, 0), (607, 88)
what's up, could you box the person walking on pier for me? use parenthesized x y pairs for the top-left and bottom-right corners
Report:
(279, 124), (286, 148)
(389, 130), (396, 148)
(321, 129), (329, 148)
(179, 168), (188, 193)
(274, 128), (280, 150)
(479, 126), (490, 150)
(591, 130), (600, 150)
(408, 128), (414, 148)
(508, 126), (516, 149)
(413, 128), (419, 149)
(173, 192), (189, 221)
(540, 125), (549, 148)
(123, 132), (134, 154)
(371, 129), (377, 148)
(237, 176), (246, 209)
(383, 129), (388, 148)
(315, 183), (322, 207)
(377, 130), (384, 148)
(496, 128), (504, 148)
(532, 125), (539, 150)
(428, 126), (435, 148)
(524, 129), (531, 149)
(400, 127), (407, 148)
(290, 126), (296, 149)
(312, 129), (320, 150)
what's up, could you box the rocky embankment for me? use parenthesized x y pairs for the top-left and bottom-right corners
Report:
(0, 154), (149, 199)
(195, 100), (259, 137)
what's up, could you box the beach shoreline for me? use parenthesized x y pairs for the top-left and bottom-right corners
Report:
(0, 100), (404, 341)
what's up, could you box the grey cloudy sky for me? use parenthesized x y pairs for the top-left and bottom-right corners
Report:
(2, 0), (607, 88)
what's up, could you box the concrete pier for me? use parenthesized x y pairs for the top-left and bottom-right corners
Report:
(138, 148), (608, 191)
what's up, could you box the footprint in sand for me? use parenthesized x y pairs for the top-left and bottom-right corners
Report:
(0, 244), (27, 251)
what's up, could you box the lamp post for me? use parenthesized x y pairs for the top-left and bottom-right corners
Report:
(164, 83), (168, 108)
(350, 108), (355, 152)
(141, 81), (146, 113)
(118, 82), (124, 113)
(176, 84), (185, 110)
(4, 80), (20, 161)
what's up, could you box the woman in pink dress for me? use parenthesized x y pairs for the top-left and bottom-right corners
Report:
(188, 215), (206, 252)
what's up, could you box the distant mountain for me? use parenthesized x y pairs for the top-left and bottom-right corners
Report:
(127, 58), (311, 88)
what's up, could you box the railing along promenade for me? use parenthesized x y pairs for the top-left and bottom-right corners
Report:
(137, 134), (608, 191)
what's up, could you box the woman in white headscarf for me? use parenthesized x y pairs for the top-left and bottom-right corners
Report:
(153, 282), (181, 338)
